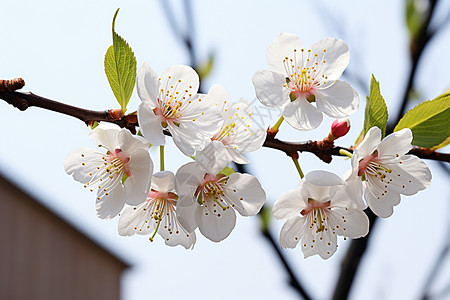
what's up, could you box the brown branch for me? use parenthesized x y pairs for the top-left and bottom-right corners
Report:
(1, 87), (449, 163)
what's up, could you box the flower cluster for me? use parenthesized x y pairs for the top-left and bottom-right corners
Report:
(65, 33), (432, 258)
(65, 63), (267, 248)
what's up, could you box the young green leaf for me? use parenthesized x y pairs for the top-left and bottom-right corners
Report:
(218, 166), (235, 176)
(363, 74), (388, 139)
(104, 8), (137, 113)
(394, 92), (450, 148)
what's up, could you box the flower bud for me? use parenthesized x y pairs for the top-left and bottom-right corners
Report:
(329, 118), (350, 141)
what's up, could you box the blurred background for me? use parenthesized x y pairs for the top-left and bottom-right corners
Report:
(1, 0), (449, 299)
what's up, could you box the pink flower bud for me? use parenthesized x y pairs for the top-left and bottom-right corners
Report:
(331, 118), (350, 139)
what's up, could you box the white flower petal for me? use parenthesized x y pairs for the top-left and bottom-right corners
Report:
(328, 208), (369, 238)
(159, 224), (196, 249)
(355, 126), (381, 158)
(315, 80), (359, 118)
(279, 216), (303, 249)
(151, 171), (175, 192)
(160, 65), (199, 96)
(300, 222), (337, 259)
(96, 184), (126, 219)
(224, 173), (266, 217)
(194, 204), (236, 242)
(196, 141), (233, 175)
(273, 187), (307, 220)
(124, 179), (148, 206)
(252, 70), (289, 108)
(266, 33), (304, 74)
(304, 170), (344, 187)
(175, 162), (204, 197)
(137, 101), (166, 146)
(283, 98), (323, 131)
(117, 128), (149, 154)
(118, 204), (156, 236)
(89, 123), (122, 151)
(310, 37), (350, 80)
(126, 147), (153, 194)
(64, 148), (104, 183)
(377, 128), (412, 159)
(332, 178), (366, 210)
(176, 200), (198, 233)
(170, 121), (208, 156)
(364, 181), (400, 218)
(136, 62), (160, 105)
(383, 157), (431, 195)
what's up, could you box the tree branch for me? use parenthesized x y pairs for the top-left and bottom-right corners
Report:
(1, 88), (449, 163)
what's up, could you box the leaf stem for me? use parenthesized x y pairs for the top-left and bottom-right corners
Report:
(271, 115), (284, 132)
(339, 149), (353, 158)
(160, 145), (165, 171)
(291, 155), (304, 179)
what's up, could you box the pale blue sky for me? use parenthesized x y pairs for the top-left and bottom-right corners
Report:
(1, 1), (450, 299)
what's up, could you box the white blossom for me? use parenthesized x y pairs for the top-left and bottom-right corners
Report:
(175, 141), (266, 242)
(253, 33), (359, 131)
(118, 171), (196, 249)
(64, 123), (153, 219)
(273, 170), (369, 259)
(350, 126), (432, 217)
(137, 63), (222, 155)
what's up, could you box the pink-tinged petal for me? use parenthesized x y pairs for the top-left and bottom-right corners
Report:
(252, 70), (289, 108)
(118, 204), (157, 236)
(194, 204), (236, 242)
(151, 171), (175, 193)
(137, 101), (166, 146)
(355, 126), (382, 158)
(328, 208), (369, 238)
(64, 148), (104, 183)
(196, 141), (233, 175)
(364, 182), (400, 218)
(136, 62), (160, 105)
(310, 37), (350, 80)
(225, 173), (266, 216)
(125, 147), (153, 194)
(315, 80), (359, 118)
(283, 98), (323, 131)
(273, 187), (307, 220)
(89, 123), (122, 151)
(96, 184), (126, 219)
(160, 65), (199, 95)
(266, 33), (304, 74)
(279, 216), (304, 249)
(377, 128), (413, 159)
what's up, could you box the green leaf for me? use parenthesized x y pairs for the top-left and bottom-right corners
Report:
(363, 74), (388, 139)
(218, 166), (235, 176)
(394, 92), (450, 148)
(104, 8), (137, 112)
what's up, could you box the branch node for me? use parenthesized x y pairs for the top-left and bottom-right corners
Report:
(0, 78), (25, 92)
